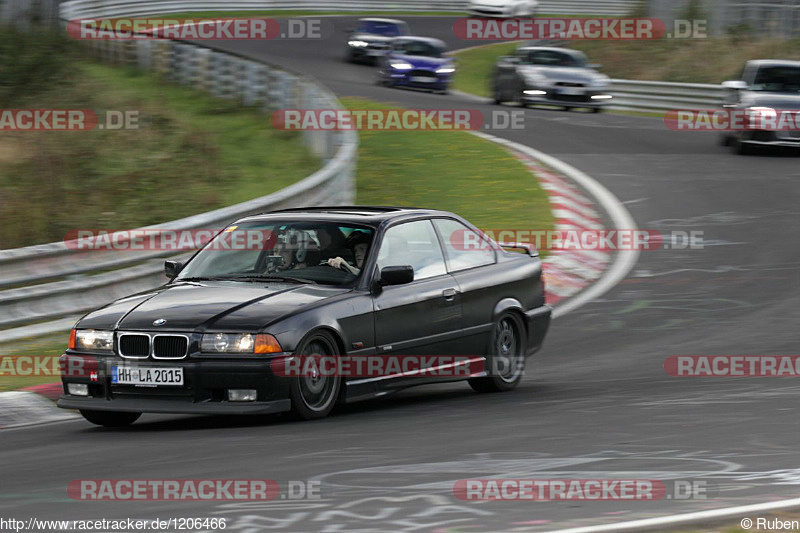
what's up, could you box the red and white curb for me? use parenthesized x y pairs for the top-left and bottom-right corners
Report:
(470, 131), (640, 318)
(510, 149), (611, 307)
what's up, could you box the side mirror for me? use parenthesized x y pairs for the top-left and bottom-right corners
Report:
(380, 265), (414, 286)
(722, 80), (748, 90)
(164, 260), (183, 280)
(588, 63), (602, 70)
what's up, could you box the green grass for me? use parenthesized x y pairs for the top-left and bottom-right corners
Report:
(0, 34), (320, 249)
(452, 42), (521, 98)
(0, 335), (67, 392)
(342, 97), (554, 237)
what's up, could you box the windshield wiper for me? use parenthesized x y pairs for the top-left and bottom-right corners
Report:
(226, 275), (317, 285)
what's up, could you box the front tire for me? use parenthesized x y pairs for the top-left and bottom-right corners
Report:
(289, 331), (342, 420)
(80, 410), (141, 427)
(469, 312), (527, 393)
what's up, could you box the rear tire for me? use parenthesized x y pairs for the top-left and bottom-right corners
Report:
(80, 410), (141, 427)
(469, 312), (527, 393)
(289, 331), (342, 420)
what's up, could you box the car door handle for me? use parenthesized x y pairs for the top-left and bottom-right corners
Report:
(442, 288), (458, 301)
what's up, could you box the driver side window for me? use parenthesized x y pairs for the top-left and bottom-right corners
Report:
(377, 220), (447, 281)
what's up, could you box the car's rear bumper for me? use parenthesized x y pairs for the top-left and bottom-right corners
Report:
(738, 130), (800, 146)
(57, 354), (293, 415)
(525, 304), (552, 355)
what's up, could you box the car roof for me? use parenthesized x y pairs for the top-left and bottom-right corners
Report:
(746, 59), (800, 68)
(357, 17), (406, 25)
(394, 36), (447, 47)
(238, 206), (457, 225)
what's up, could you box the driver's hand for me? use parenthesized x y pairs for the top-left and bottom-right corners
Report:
(327, 257), (347, 270)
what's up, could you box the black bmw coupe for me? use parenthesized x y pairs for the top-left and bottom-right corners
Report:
(59, 207), (551, 426)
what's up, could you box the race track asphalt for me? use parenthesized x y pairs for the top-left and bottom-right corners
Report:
(3, 16), (799, 532)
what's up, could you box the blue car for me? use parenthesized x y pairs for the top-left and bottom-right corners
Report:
(377, 37), (456, 94)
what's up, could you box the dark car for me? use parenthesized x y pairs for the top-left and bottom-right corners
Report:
(721, 60), (800, 154)
(58, 207), (551, 426)
(345, 17), (409, 63)
(492, 46), (612, 112)
(376, 37), (455, 94)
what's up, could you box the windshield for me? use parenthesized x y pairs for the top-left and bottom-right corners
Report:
(751, 66), (800, 92)
(356, 20), (407, 36)
(176, 221), (375, 286)
(394, 40), (444, 58)
(520, 50), (587, 68)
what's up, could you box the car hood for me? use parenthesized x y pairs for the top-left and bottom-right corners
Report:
(76, 281), (350, 332)
(519, 65), (602, 84)
(394, 54), (449, 69)
(740, 91), (800, 109)
(350, 33), (394, 43)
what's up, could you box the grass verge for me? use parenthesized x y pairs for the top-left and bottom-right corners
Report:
(341, 96), (555, 238)
(0, 335), (67, 392)
(0, 30), (320, 249)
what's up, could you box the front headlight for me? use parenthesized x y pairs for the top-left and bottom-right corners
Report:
(436, 66), (456, 74)
(200, 333), (282, 354)
(71, 329), (114, 354)
(591, 77), (610, 88)
(390, 60), (413, 70)
(348, 40), (368, 48)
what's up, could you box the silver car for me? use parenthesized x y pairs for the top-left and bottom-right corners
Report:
(492, 47), (612, 112)
(721, 60), (800, 154)
(467, 0), (538, 17)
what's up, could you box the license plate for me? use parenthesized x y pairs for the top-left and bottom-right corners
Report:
(410, 76), (435, 83)
(112, 366), (184, 386)
(558, 87), (585, 95)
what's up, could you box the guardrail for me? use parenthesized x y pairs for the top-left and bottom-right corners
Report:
(608, 79), (725, 113)
(0, 4), (358, 343)
(59, 0), (637, 18)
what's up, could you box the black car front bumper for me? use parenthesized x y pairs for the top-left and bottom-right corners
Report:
(57, 355), (293, 415)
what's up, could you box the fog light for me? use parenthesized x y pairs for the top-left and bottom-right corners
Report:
(227, 389), (257, 402)
(524, 90), (546, 95)
(68, 383), (89, 396)
(591, 94), (613, 100)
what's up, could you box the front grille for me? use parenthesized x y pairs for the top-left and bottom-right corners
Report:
(153, 335), (188, 359)
(119, 334), (150, 358)
(409, 70), (437, 79)
(554, 82), (586, 88)
(551, 93), (591, 102)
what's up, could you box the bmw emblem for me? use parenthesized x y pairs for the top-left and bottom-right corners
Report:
(153, 319), (167, 326)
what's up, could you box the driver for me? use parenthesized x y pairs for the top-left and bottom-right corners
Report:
(326, 231), (371, 275)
